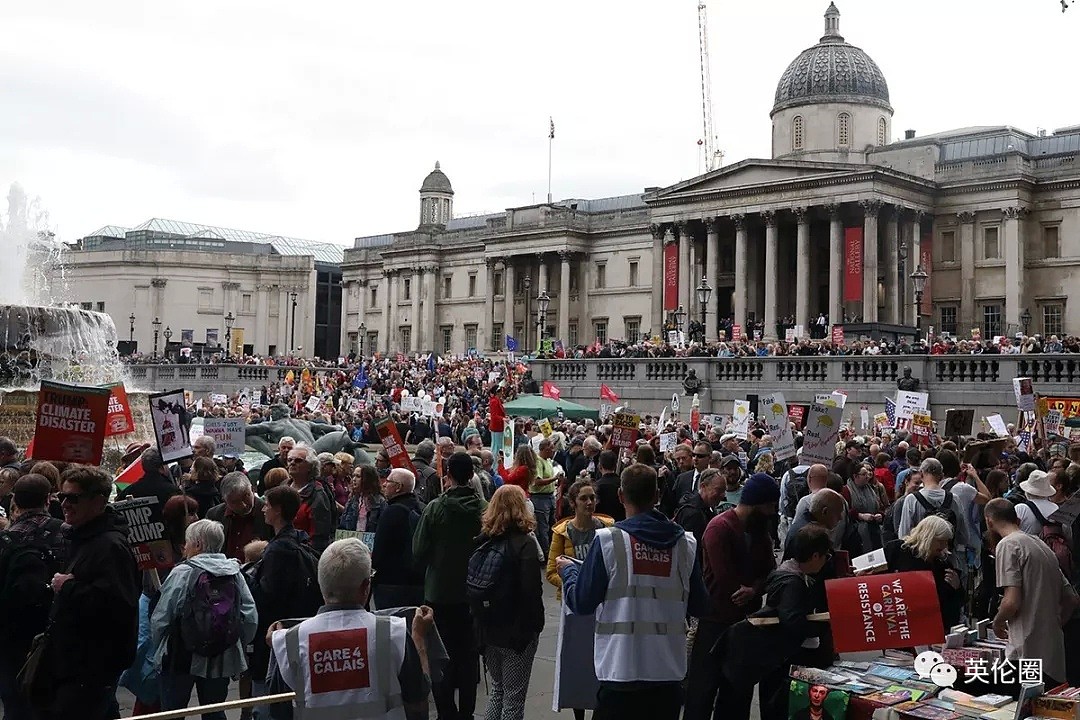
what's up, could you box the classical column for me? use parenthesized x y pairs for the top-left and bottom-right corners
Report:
(733, 214), (747, 332)
(794, 207), (810, 333)
(503, 261), (515, 349)
(151, 277), (167, 326)
(860, 200), (881, 323)
(677, 221), (691, 313)
(1003, 207), (1026, 333)
(558, 251), (571, 344)
(957, 211), (976, 329)
(481, 259), (494, 352)
(423, 266), (438, 351)
(705, 217), (720, 339)
(884, 206), (900, 324)
(256, 284), (270, 355)
(650, 224), (664, 333)
(339, 281), (351, 354)
(763, 210), (779, 340)
(688, 231), (698, 317)
(386, 270), (398, 352)
(537, 253), (548, 294)
(408, 268), (421, 353)
(356, 279), (367, 338)
(826, 205), (842, 327)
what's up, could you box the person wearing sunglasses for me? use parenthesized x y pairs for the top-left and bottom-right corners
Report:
(43, 466), (140, 720)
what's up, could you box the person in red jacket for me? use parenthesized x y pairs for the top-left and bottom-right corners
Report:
(489, 385), (506, 454)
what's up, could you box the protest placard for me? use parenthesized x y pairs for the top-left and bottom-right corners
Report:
(670, 393), (680, 413)
(113, 496), (174, 572)
(599, 402), (612, 420)
(859, 406), (869, 430)
(826, 571), (944, 652)
(895, 390), (929, 421)
(210, 393), (228, 406)
(149, 389), (194, 463)
(374, 417), (416, 474)
(732, 323), (742, 341)
(986, 413), (1009, 437)
(800, 402), (843, 466)
(1013, 377), (1035, 413)
(612, 411), (641, 449)
(501, 420), (515, 470)
(335, 529), (376, 551)
(304, 395), (322, 413)
(814, 391), (848, 410)
(873, 412), (889, 433)
(33, 380), (111, 465)
(911, 412), (932, 446)
(538, 418), (553, 438)
(399, 396), (423, 414)
(1045, 410), (1064, 437)
(104, 382), (135, 437)
(831, 325), (844, 345)
(201, 417), (246, 455)
(658, 432), (678, 453)
(731, 400), (751, 440)
(760, 392), (796, 461)
(348, 398), (362, 414)
(788, 404), (808, 430)
(943, 408), (975, 438)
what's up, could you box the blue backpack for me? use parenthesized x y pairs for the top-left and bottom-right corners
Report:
(179, 567), (242, 658)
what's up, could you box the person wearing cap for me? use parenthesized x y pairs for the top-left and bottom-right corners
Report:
(718, 433), (740, 457)
(116, 447), (181, 507)
(715, 454), (746, 514)
(1016, 470), (1061, 537)
(685, 473), (779, 720)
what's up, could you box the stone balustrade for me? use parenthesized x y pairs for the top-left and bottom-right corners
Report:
(124, 364), (340, 395)
(535, 355), (1080, 420)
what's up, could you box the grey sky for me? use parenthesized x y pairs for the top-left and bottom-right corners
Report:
(0, 0), (1073, 246)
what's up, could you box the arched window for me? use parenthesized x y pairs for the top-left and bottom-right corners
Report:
(877, 117), (887, 146)
(792, 115), (804, 151)
(837, 113), (851, 147)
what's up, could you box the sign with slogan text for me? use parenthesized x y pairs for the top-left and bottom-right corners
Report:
(911, 412), (932, 446)
(538, 418), (553, 438)
(760, 392), (796, 461)
(814, 391), (848, 410)
(873, 412), (890, 433)
(400, 396), (423, 414)
(658, 432), (678, 454)
(895, 391), (929, 422)
(1042, 395), (1080, 420)
(826, 571), (944, 652)
(731, 400), (751, 440)
(831, 325), (845, 346)
(335, 529), (376, 551)
(201, 417), (246, 456)
(374, 417), (416, 475)
(670, 393), (680, 414)
(33, 380), (111, 465)
(800, 402), (843, 466)
(103, 382), (135, 437)
(1013, 377), (1035, 413)
(788, 404), (808, 431)
(307, 628), (371, 693)
(986, 413), (1010, 438)
(611, 411), (641, 449)
(943, 408), (975, 438)
(149, 389), (194, 463)
(304, 395), (322, 413)
(113, 496), (174, 572)
(732, 323), (743, 341)
(210, 393), (228, 406)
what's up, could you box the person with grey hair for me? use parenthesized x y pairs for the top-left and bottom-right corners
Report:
(257, 436), (296, 493)
(207, 472), (274, 563)
(413, 439), (441, 503)
(192, 434), (217, 459)
(270, 539), (434, 719)
(288, 443), (333, 552)
(372, 467), (427, 609)
(150, 518), (257, 718)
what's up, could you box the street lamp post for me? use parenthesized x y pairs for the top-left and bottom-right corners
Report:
(910, 265), (928, 342)
(695, 278), (712, 343)
(163, 326), (173, 361)
(224, 312), (234, 358)
(358, 321), (366, 358)
(537, 290), (550, 350)
(129, 313), (135, 343)
(152, 317), (161, 359)
(674, 304), (687, 345)
(290, 291), (298, 353)
(1020, 308), (1032, 337)
(523, 276), (532, 351)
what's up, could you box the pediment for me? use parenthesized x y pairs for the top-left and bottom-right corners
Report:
(647, 159), (864, 201)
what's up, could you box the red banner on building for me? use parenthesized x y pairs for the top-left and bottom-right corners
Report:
(920, 233), (933, 317)
(33, 380), (111, 466)
(375, 417), (417, 475)
(826, 571), (944, 653)
(104, 382), (135, 437)
(843, 227), (863, 302)
(663, 241), (679, 311)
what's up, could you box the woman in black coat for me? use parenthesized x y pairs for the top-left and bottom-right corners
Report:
(884, 514), (964, 628)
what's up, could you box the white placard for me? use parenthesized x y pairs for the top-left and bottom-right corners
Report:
(794, 324), (805, 339)
(401, 396), (423, 414)
(210, 393), (228, 406)
(671, 394), (681, 413)
(599, 402), (612, 420)
(421, 399), (436, 417)
(201, 417), (246, 455)
(814, 391), (848, 410)
(1045, 410), (1064, 436)
(860, 406), (870, 430)
(657, 407), (668, 431)
(801, 402), (844, 466)
(785, 328), (795, 342)
(986, 413), (1009, 437)
(732, 400), (751, 440)
(760, 392), (796, 461)
(1013, 378), (1035, 413)
(659, 432), (678, 453)
(895, 390), (929, 421)
(304, 395), (322, 413)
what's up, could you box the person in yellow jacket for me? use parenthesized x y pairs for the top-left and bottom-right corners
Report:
(546, 479), (613, 718)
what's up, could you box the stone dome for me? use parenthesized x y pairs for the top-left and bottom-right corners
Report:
(771, 3), (891, 116)
(419, 161), (454, 195)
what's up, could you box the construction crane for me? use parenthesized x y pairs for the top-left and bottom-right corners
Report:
(697, 0), (723, 171)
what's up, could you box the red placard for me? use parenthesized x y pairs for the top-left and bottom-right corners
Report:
(1043, 396), (1080, 419)
(825, 571), (944, 652)
(611, 411), (640, 449)
(663, 241), (679, 311)
(732, 323), (742, 341)
(374, 417), (416, 474)
(787, 404), (808, 430)
(33, 380), (111, 465)
(831, 325), (844, 346)
(104, 382), (135, 437)
(843, 227), (863, 303)
(920, 235), (933, 317)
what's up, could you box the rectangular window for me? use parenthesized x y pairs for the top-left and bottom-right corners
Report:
(493, 272), (503, 296)
(1044, 226), (1061, 259)
(468, 275), (477, 297)
(595, 263), (606, 289)
(983, 227), (1000, 260)
(96, 301), (105, 312)
(628, 261), (638, 287)
(514, 323), (524, 341)
(492, 322), (503, 350)
(515, 274), (525, 293)
(199, 289), (212, 309)
(625, 317), (641, 344)
(240, 294), (250, 312)
(983, 304), (1002, 338)
(442, 326), (453, 354)
(80, 302), (92, 310)
(940, 231), (956, 263)
(400, 327), (411, 349)
(465, 325), (477, 350)
(371, 286), (378, 307)
(367, 331), (378, 352)
(403, 278), (411, 301)
(594, 321), (607, 345)
(1044, 305), (1064, 336)
(569, 322), (578, 348)
(940, 306), (957, 336)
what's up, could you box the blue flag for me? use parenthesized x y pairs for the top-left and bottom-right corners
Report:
(506, 335), (519, 352)
(427, 353), (436, 374)
(352, 365), (368, 390)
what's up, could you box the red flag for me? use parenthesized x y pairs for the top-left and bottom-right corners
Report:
(600, 384), (619, 403)
(542, 381), (562, 400)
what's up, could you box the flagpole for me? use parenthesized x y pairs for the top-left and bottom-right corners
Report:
(547, 116), (554, 204)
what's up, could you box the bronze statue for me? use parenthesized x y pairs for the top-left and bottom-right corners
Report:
(896, 366), (921, 392)
(683, 368), (704, 395)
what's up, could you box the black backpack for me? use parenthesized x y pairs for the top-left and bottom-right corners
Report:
(466, 535), (518, 623)
(0, 521), (64, 647)
(783, 468), (811, 519)
(290, 538), (325, 618)
(913, 490), (959, 534)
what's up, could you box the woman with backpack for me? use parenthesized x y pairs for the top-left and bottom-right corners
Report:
(471, 485), (544, 720)
(884, 515), (964, 627)
(150, 519), (257, 720)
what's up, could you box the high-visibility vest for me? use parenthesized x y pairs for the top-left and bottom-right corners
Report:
(593, 526), (695, 683)
(274, 610), (407, 720)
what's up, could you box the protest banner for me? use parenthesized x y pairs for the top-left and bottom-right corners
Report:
(1043, 395), (1080, 419)
(304, 395), (322, 413)
(943, 408), (975, 438)
(201, 417), (246, 455)
(895, 390), (929, 421)
(149, 389), (194, 463)
(788, 404), (808, 431)
(658, 432), (678, 454)
(538, 418), (553, 438)
(104, 382), (135, 437)
(113, 496), (175, 573)
(210, 393), (228, 406)
(986, 413), (1010, 437)
(825, 571), (944, 652)
(831, 325), (844, 345)
(800, 402), (843, 466)
(911, 412), (932, 446)
(612, 411), (641, 449)
(401, 396), (423, 414)
(814, 391), (848, 410)
(760, 392), (796, 461)
(1013, 377), (1035, 412)
(335, 529), (376, 551)
(873, 412), (889, 433)
(732, 323), (742, 341)
(374, 417), (416, 474)
(731, 400), (751, 440)
(1045, 409), (1064, 437)
(33, 380), (111, 465)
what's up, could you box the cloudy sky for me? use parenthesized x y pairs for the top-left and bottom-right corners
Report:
(0, 0), (1073, 246)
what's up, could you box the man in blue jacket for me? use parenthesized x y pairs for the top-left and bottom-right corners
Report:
(557, 463), (708, 720)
